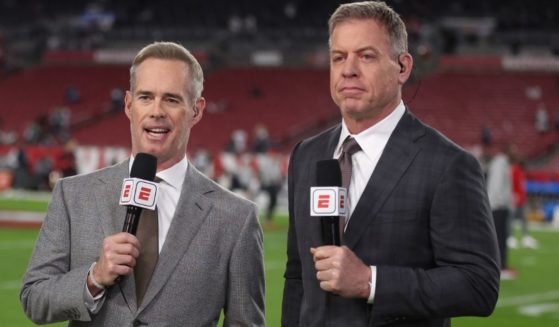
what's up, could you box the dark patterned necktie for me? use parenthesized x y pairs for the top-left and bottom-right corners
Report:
(338, 137), (362, 228)
(135, 178), (160, 306)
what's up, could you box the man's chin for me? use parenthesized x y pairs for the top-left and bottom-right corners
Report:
(136, 146), (165, 158)
(341, 106), (366, 118)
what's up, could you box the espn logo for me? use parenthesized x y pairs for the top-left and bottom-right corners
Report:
(119, 178), (159, 210)
(310, 187), (347, 216)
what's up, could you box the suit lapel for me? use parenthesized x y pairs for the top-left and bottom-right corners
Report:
(344, 111), (425, 249)
(94, 160), (129, 237)
(137, 164), (214, 311)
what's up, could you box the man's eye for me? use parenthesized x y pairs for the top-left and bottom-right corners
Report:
(361, 54), (375, 61)
(331, 56), (344, 63)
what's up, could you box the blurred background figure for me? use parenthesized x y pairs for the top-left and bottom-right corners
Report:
(486, 143), (515, 280)
(225, 129), (248, 154)
(255, 150), (284, 229)
(508, 144), (539, 249)
(535, 103), (549, 134)
(252, 124), (272, 154)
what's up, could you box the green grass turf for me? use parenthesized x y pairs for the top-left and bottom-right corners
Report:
(0, 198), (49, 213)
(1, 214), (558, 326)
(0, 192), (51, 212)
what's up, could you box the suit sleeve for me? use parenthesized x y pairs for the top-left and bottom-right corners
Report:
(281, 142), (303, 326)
(372, 150), (500, 323)
(224, 203), (265, 326)
(20, 180), (94, 324)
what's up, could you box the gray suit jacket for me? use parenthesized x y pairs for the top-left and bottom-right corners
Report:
(21, 159), (265, 326)
(282, 110), (500, 326)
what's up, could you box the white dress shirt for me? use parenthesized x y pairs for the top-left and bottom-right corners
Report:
(333, 101), (405, 303)
(150, 156), (188, 252)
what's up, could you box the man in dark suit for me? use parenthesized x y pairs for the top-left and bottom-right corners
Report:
(282, 2), (500, 326)
(21, 42), (265, 326)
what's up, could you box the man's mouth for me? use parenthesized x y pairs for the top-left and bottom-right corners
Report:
(145, 127), (170, 138)
(146, 128), (169, 133)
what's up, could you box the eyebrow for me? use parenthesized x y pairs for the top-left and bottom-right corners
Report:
(330, 46), (380, 55)
(136, 90), (185, 101)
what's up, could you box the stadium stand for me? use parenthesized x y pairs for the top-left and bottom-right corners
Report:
(2, 64), (558, 158)
(1, 0), (559, 220)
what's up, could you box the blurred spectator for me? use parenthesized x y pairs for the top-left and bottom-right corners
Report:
(50, 106), (71, 142)
(23, 117), (45, 144)
(65, 86), (81, 104)
(33, 156), (54, 191)
(11, 143), (30, 189)
(481, 124), (492, 146)
(508, 145), (538, 249)
(284, 2), (297, 19)
(535, 103), (549, 133)
(225, 129), (248, 154)
(0, 118), (17, 145)
(252, 124), (271, 153)
(205, 99), (229, 114)
(109, 87), (124, 111)
(256, 151), (284, 225)
(192, 148), (214, 179)
(59, 138), (78, 178)
(486, 143), (515, 279)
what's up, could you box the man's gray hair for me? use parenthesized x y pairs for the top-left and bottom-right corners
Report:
(328, 1), (408, 57)
(130, 41), (204, 104)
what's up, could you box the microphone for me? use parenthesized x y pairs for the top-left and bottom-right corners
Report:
(120, 153), (158, 235)
(311, 160), (347, 246)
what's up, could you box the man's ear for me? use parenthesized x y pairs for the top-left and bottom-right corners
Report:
(397, 53), (413, 84)
(124, 91), (133, 119)
(192, 97), (206, 124)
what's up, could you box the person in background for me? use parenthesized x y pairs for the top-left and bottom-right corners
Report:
(486, 143), (516, 279)
(256, 150), (284, 228)
(535, 103), (549, 133)
(508, 144), (538, 249)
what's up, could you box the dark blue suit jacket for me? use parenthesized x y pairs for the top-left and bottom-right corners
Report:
(282, 110), (499, 326)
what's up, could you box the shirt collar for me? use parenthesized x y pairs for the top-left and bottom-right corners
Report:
(335, 101), (406, 160)
(129, 155), (188, 191)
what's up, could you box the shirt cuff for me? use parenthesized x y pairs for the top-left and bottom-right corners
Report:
(367, 265), (377, 304)
(84, 262), (107, 313)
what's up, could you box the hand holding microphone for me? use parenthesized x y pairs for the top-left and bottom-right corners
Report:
(88, 153), (158, 292)
(310, 159), (371, 298)
(89, 233), (141, 291)
(310, 246), (371, 299)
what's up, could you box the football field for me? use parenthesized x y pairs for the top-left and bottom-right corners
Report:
(1, 209), (558, 326)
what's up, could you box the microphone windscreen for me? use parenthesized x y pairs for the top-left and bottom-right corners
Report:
(130, 153), (157, 181)
(316, 159), (342, 187)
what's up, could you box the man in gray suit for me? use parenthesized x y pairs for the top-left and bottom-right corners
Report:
(21, 41), (265, 326)
(282, 2), (499, 326)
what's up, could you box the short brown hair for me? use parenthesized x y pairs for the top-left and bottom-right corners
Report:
(129, 41), (204, 104)
(328, 1), (408, 57)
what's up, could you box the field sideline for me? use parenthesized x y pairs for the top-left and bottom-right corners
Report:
(1, 195), (559, 326)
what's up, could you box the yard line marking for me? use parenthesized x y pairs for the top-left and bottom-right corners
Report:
(497, 290), (559, 307)
(0, 240), (35, 250)
(529, 225), (559, 233)
(0, 280), (21, 290)
(518, 303), (559, 317)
